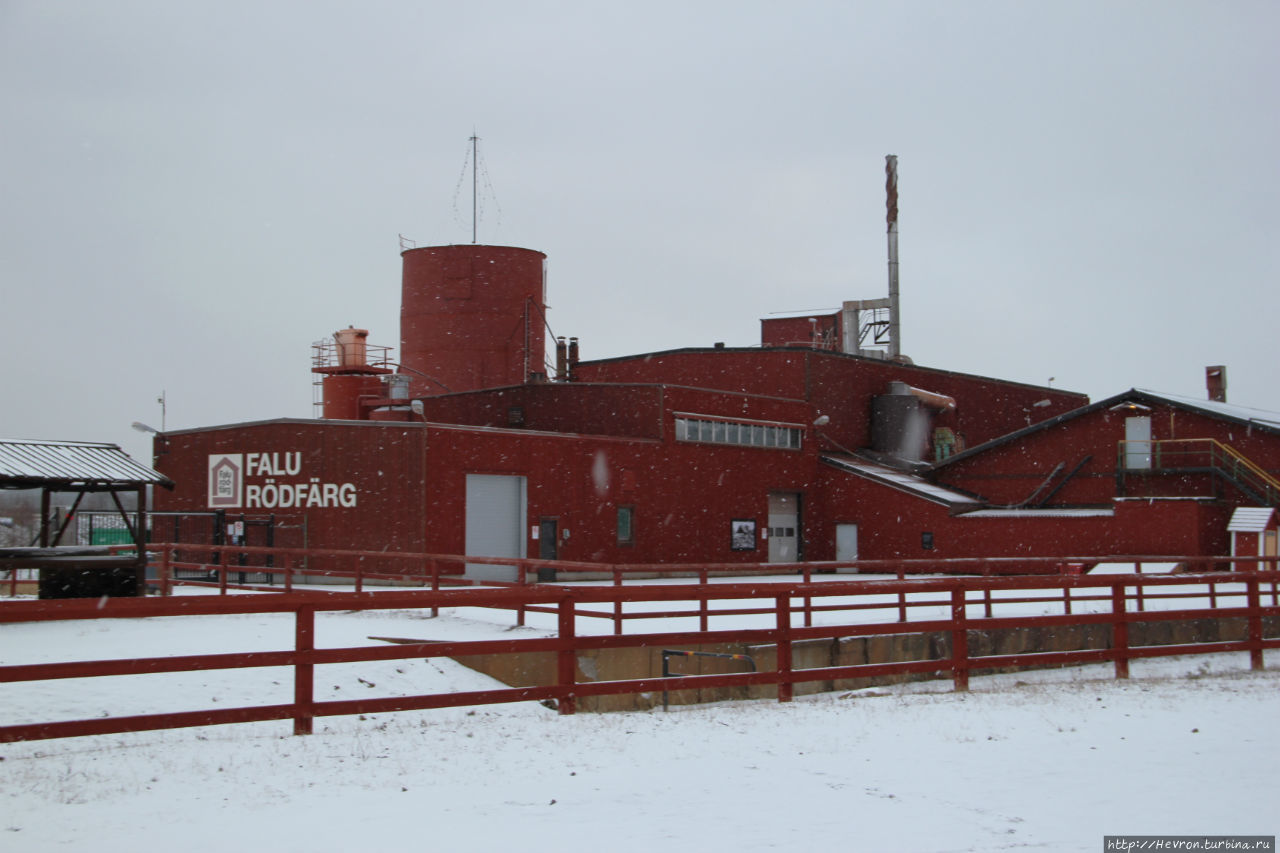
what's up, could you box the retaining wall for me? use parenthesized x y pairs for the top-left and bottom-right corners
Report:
(450, 614), (1280, 712)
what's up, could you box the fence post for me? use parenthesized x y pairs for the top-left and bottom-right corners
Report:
(776, 594), (793, 703)
(430, 560), (440, 618)
(516, 563), (527, 628)
(557, 596), (577, 715)
(802, 565), (813, 628)
(897, 564), (907, 623)
(613, 569), (623, 636)
(1246, 575), (1264, 672)
(160, 546), (172, 597)
(218, 549), (228, 595)
(1111, 584), (1130, 680)
(294, 606), (315, 735)
(950, 588), (969, 692)
(699, 568), (709, 632)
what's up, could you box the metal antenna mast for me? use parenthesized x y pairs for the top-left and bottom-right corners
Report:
(470, 133), (479, 244)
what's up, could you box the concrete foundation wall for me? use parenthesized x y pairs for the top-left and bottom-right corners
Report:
(449, 614), (1280, 712)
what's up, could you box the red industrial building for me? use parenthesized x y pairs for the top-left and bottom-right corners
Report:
(152, 243), (1280, 577)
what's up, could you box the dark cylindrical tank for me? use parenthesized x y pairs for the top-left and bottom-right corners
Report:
(400, 244), (547, 398)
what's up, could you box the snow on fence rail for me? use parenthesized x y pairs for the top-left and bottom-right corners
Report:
(1, 568), (1278, 743)
(133, 545), (1277, 635)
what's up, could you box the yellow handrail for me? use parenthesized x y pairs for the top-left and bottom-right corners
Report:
(1119, 438), (1280, 504)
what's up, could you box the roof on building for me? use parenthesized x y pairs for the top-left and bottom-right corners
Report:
(934, 388), (1280, 471)
(957, 508), (1115, 519)
(822, 454), (981, 509)
(578, 345), (1088, 399)
(0, 438), (172, 488)
(1227, 507), (1277, 533)
(1133, 390), (1280, 431)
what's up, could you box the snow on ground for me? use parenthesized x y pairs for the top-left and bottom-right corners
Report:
(1, 597), (1277, 852)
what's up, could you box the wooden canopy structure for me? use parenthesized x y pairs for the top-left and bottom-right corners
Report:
(0, 438), (173, 597)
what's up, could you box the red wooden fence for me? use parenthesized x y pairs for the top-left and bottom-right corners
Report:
(2, 565), (1277, 743)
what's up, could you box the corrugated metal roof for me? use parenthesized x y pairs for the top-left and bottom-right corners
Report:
(1227, 507), (1276, 533)
(822, 454), (981, 509)
(958, 508), (1115, 519)
(0, 438), (171, 486)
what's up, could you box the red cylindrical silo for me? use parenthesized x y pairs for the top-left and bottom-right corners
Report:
(322, 374), (386, 420)
(400, 244), (547, 397)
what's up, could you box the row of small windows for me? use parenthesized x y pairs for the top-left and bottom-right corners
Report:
(675, 417), (803, 450)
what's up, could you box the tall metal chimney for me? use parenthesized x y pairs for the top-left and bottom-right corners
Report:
(885, 155), (901, 360)
(1206, 365), (1227, 403)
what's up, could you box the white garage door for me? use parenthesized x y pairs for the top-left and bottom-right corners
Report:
(465, 474), (527, 582)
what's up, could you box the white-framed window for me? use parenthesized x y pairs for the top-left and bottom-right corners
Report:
(674, 415), (803, 450)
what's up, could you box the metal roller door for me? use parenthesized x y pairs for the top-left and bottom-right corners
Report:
(464, 474), (527, 582)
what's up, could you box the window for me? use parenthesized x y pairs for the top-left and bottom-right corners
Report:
(617, 506), (634, 546)
(933, 427), (957, 462)
(673, 416), (802, 450)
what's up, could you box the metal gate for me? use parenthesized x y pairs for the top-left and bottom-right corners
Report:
(147, 511), (281, 584)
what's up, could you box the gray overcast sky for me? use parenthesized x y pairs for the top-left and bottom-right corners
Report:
(2, 0), (1277, 464)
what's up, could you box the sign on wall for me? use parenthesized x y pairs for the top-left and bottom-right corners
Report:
(207, 452), (357, 510)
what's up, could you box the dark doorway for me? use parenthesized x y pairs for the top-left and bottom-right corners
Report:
(537, 518), (557, 581)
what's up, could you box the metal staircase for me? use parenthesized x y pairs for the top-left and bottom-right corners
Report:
(1117, 438), (1280, 506)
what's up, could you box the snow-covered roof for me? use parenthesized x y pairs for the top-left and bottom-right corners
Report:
(822, 455), (981, 509)
(0, 438), (171, 487)
(935, 387), (1280, 471)
(956, 508), (1114, 519)
(1227, 507), (1277, 533)
(1134, 390), (1280, 431)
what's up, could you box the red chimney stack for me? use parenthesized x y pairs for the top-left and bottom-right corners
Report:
(1206, 365), (1227, 403)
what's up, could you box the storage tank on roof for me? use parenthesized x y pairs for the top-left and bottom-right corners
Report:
(400, 244), (547, 397)
(312, 327), (393, 420)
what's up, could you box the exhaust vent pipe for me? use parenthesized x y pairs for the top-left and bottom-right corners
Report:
(1206, 366), (1227, 403)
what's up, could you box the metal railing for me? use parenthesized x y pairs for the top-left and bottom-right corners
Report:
(1118, 438), (1280, 505)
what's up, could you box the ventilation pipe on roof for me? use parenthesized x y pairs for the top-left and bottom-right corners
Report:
(567, 337), (580, 382)
(555, 337), (568, 381)
(334, 327), (369, 368)
(871, 381), (951, 464)
(885, 155), (901, 361)
(383, 374), (411, 400)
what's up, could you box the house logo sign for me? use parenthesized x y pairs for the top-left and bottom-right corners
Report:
(208, 454), (243, 508)
(207, 452), (357, 510)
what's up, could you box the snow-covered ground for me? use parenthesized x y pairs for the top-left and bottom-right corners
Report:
(1, 598), (1277, 852)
